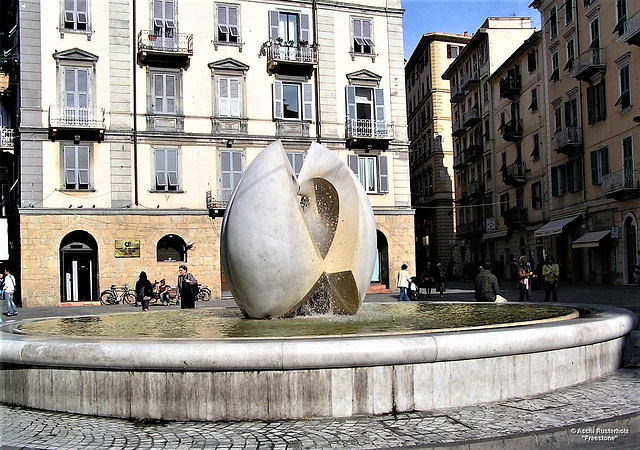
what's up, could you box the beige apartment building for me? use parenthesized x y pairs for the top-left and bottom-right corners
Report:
(441, 17), (536, 279)
(405, 32), (470, 277)
(11, 0), (412, 307)
(530, 0), (640, 284)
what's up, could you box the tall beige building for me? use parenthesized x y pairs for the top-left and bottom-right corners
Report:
(530, 0), (640, 284)
(405, 32), (470, 277)
(12, 0), (412, 307)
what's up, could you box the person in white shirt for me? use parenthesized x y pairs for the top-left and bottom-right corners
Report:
(397, 264), (411, 302)
(3, 268), (18, 316)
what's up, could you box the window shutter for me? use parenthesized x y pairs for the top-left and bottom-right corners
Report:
(566, 160), (574, 191)
(353, 19), (362, 40)
(228, 6), (239, 35)
(219, 78), (229, 116)
(347, 154), (359, 177)
(273, 81), (283, 119)
(156, 149), (167, 188)
(154, 74), (164, 113)
(64, 146), (76, 185)
(77, 0), (87, 15)
(551, 166), (558, 196)
(586, 85), (595, 124)
(300, 14), (310, 42)
(287, 153), (304, 176)
(362, 19), (372, 41)
(153, 0), (163, 22)
(590, 150), (598, 185)
(232, 152), (242, 189)
(269, 11), (279, 40)
(166, 75), (176, 113)
(77, 69), (88, 108)
(165, 0), (175, 25)
(374, 88), (386, 135)
(602, 147), (609, 175)
(218, 4), (228, 29)
(64, 69), (76, 107)
(378, 155), (388, 193)
(345, 85), (356, 120)
(229, 79), (240, 117)
(558, 164), (566, 195)
(302, 82), (313, 121)
(221, 151), (231, 192)
(167, 149), (178, 187)
(77, 146), (90, 185)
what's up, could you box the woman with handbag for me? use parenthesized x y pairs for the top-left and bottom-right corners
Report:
(135, 271), (153, 312)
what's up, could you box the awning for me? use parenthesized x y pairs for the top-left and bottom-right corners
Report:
(482, 229), (508, 240)
(572, 230), (611, 249)
(534, 215), (581, 237)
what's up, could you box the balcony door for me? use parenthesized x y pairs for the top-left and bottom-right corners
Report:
(346, 86), (386, 137)
(153, 0), (176, 50)
(64, 68), (89, 125)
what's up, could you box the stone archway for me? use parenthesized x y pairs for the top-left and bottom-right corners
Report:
(60, 230), (99, 302)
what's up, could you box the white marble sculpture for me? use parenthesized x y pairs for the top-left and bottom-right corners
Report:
(220, 140), (377, 319)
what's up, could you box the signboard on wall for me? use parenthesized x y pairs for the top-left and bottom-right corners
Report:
(0, 218), (8, 260)
(115, 239), (140, 258)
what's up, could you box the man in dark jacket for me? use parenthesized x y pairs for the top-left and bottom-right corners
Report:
(177, 265), (197, 309)
(475, 261), (500, 302)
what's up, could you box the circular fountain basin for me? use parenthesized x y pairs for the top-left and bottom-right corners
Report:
(0, 302), (636, 422)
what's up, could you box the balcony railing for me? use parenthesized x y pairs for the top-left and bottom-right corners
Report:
(552, 127), (582, 155)
(500, 119), (523, 142)
(0, 127), (15, 149)
(570, 47), (606, 81)
(266, 44), (318, 64)
(503, 206), (528, 227)
(206, 190), (229, 217)
(49, 106), (105, 128)
(602, 169), (640, 200)
(453, 152), (467, 170)
(499, 75), (521, 100)
(502, 162), (528, 187)
(346, 119), (395, 148)
(465, 143), (483, 162)
(450, 84), (465, 103)
(452, 119), (465, 137)
(137, 30), (193, 67)
(463, 105), (481, 127)
(622, 10), (640, 46)
(460, 69), (479, 89)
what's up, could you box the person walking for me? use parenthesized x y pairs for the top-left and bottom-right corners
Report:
(435, 263), (446, 298)
(397, 264), (411, 302)
(135, 271), (154, 312)
(516, 258), (533, 302)
(542, 255), (560, 302)
(177, 264), (198, 309)
(3, 268), (19, 316)
(475, 261), (500, 302)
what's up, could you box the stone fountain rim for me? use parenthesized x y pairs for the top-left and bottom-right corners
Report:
(0, 303), (636, 372)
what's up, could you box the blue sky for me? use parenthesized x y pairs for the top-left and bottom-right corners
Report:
(403, 0), (542, 59)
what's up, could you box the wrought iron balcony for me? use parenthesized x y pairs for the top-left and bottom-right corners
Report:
(450, 84), (466, 103)
(503, 206), (528, 228)
(501, 162), (528, 187)
(466, 181), (485, 199)
(500, 119), (523, 142)
(552, 127), (582, 155)
(137, 30), (193, 68)
(463, 105), (481, 127)
(465, 142), (483, 163)
(452, 119), (466, 137)
(499, 74), (521, 100)
(206, 190), (229, 217)
(602, 169), (640, 200)
(570, 47), (606, 81)
(453, 152), (467, 170)
(48, 106), (106, 142)
(622, 10), (640, 46)
(264, 43), (318, 76)
(0, 127), (15, 149)
(460, 69), (480, 89)
(346, 119), (395, 150)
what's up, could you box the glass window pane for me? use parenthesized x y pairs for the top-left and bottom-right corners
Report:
(282, 84), (300, 119)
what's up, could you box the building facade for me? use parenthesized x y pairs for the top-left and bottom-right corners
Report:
(531, 0), (640, 284)
(441, 17), (536, 279)
(11, 0), (412, 307)
(405, 32), (470, 278)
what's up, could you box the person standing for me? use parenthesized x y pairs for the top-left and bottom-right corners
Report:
(475, 261), (500, 302)
(421, 262), (435, 298)
(135, 271), (154, 312)
(3, 268), (18, 316)
(516, 258), (533, 302)
(397, 264), (411, 302)
(542, 255), (560, 302)
(177, 264), (197, 309)
(435, 263), (446, 298)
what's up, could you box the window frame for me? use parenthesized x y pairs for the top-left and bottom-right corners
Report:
(156, 234), (187, 263)
(154, 148), (180, 192)
(151, 71), (180, 116)
(347, 154), (389, 194)
(220, 150), (243, 202)
(531, 181), (542, 209)
(550, 50), (560, 83)
(217, 76), (242, 118)
(586, 80), (606, 125)
(615, 64), (631, 110)
(549, 6), (558, 39)
(273, 80), (313, 121)
(590, 147), (609, 186)
(62, 144), (92, 191)
(613, 0), (627, 37)
(352, 17), (374, 55)
(216, 3), (240, 44)
(62, 0), (90, 34)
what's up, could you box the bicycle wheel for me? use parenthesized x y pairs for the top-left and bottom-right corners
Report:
(122, 291), (137, 305)
(100, 291), (117, 305)
(200, 287), (211, 301)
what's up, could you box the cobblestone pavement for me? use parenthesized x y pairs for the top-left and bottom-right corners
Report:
(1, 369), (640, 449)
(2, 282), (640, 449)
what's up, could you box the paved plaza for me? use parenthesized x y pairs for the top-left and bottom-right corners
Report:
(1, 281), (639, 449)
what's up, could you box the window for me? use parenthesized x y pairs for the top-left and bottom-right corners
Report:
(273, 81), (313, 121)
(63, 0), (88, 31)
(221, 150), (242, 201)
(157, 234), (186, 262)
(345, 86), (387, 137)
(531, 133), (540, 160)
(564, 38), (575, 72)
(446, 44), (460, 59)
(566, 158), (582, 193)
(615, 65), (631, 109)
(589, 17), (600, 58)
(613, 0), (627, 36)
(287, 152), (304, 177)
(352, 18), (374, 55)
(218, 77), (241, 117)
(63, 145), (90, 190)
(565, 0), (574, 25)
(155, 148), (179, 191)
(485, 156), (492, 180)
(623, 136), (634, 184)
(269, 10), (310, 44)
(153, 73), (176, 114)
(153, 0), (176, 48)
(527, 50), (537, 72)
(549, 7), (558, 39)
(587, 81), (606, 124)
(347, 154), (388, 194)
(217, 4), (239, 44)
(565, 98), (578, 128)
(554, 105), (562, 133)
(590, 147), (609, 185)
(531, 181), (542, 209)
(551, 164), (566, 197)
(64, 68), (89, 125)
(499, 193), (509, 216)
(550, 51), (560, 82)
(529, 88), (538, 111)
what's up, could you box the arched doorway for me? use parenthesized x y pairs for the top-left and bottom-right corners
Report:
(623, 216), (637, 284)
(60, 231), (98, 302)
(374, 230), (390, 288)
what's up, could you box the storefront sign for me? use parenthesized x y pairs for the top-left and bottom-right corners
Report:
(115, 239), (140, 258)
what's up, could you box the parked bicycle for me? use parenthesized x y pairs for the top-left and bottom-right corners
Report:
(100, 283), (137, 305)
(196, 284), (211, 301)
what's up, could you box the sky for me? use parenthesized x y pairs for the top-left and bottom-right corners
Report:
(403, 0), (542, 59)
